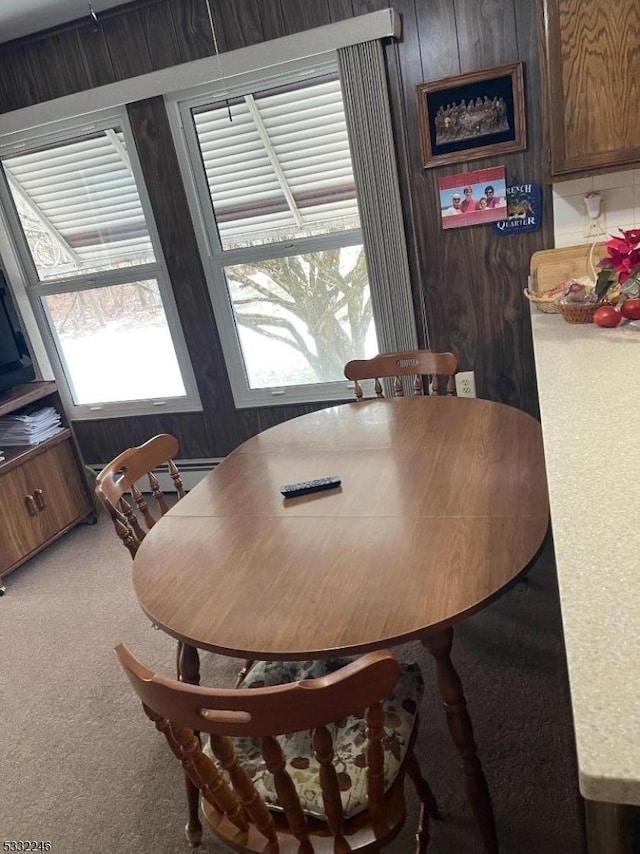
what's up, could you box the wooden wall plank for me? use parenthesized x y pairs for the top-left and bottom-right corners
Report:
(327, 0), (355, 22)
(140, 2), (184, 69)
(350, 0), (391, 13)
(76, 22), (117, 88)
(166, 0), (214, 62)
(412, 0), (476, 372)
(258, 1), (287, 42)
(416, 0), (460, 79)
(277, 0), (332, 33)
(101, 9), (155, 79)
(453, 0), (518, 70)
(25, 31), (87, 102)
(73, 411), (211, 464)
(215, 0), (264, 51)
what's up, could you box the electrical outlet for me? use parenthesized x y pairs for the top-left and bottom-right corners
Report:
(584, 212), (606, 238)
(455, 371), (476, 398)
(584, 192), (606, 238)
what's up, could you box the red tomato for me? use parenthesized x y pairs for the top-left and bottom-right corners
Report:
(620, 298), (640, 320)
(593, 305), (621, 327)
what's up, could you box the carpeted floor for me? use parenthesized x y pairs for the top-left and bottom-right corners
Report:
(1, 515), (585, 853)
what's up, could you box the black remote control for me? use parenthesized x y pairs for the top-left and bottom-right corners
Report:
(280, 476), (341, 498)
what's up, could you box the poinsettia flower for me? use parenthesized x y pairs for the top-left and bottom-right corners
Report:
(621, 228), (640, 245)
(605, 236), (631, 253)
(598, 228), (640, 289)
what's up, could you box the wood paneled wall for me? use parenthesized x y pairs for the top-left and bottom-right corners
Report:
(0, 0), (551, 462)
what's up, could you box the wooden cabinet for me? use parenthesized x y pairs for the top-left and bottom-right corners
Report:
(0, 382), (94, 586)
(541, 0), (640, 178)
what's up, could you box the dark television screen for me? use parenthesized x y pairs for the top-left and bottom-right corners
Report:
(0, 270), (36, 395)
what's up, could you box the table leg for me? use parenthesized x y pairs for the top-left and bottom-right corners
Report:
(584, 799), (636, 854)
(422, 627), (498, 853)
(178, 643), (203, 847)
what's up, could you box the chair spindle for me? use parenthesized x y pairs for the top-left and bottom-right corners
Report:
(209, 734), (277, 843)
(145, 705), (249, 833)
(148, 471), (170, 516)
(114, 513), (138, 559)
(312, 725), (349, 849)
(119, 496), (146, 543)
(261, 736), (311, 848)
(366, 701), (385, 812)
(169, 459), (185, 499)
(131, 482), (156, 530)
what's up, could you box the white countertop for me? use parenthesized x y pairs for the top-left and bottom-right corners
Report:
(530, 309), (640, 804)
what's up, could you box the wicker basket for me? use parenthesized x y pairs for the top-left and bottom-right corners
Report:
(523, 287), (562, 314)
(558, 300), (601, 324)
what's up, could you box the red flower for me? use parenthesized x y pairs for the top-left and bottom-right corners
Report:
(598, 228), (640, 283)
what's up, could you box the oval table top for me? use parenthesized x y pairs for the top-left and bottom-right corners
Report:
(132, 396), (549, 660)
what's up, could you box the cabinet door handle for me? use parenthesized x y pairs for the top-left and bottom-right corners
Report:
(33, 489), (46, 511)
(24, 495), (37, 516)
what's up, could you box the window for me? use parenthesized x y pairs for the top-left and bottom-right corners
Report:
(173, 72), (378, 407)
(0, 110), (199, 418)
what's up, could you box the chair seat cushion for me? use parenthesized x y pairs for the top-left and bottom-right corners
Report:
(206, 658), (423, 821)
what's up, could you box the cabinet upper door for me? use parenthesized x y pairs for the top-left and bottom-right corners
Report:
(542, 0), (640, 176)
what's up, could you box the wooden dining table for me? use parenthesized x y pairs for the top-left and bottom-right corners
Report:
(133, 395), (549, 852)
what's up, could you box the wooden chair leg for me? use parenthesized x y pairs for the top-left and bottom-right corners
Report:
(415, 802), (429, 853)
(184, 773), (202, 848)
(178, 644), (203, 847)
(406, 751), (440, 820)
(422, 628), (498, 854)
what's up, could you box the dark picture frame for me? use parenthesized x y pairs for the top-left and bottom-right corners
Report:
(417, 62), (526, 169)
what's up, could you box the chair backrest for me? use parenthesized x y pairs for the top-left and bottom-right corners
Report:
(344, 349), (458, 400)
(95, 434), (184, 559)
(116, 644), (401, 851)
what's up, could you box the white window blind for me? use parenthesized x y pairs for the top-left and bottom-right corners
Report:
(193, 78), (360, 249)
(0, 112), (200, 419)
(3, 131), (153, 280)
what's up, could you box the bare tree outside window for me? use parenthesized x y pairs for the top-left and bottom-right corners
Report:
(226, 246), (373, 387)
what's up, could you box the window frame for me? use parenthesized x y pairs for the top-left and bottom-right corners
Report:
(0, 108), (201, 420)
(168, 58), (371, 408)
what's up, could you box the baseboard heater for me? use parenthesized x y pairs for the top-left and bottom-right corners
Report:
(87, 458), (222, 493)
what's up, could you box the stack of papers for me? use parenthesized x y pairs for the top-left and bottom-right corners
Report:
(0, 406), (64, 446)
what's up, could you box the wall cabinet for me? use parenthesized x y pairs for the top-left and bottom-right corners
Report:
(0, 382), (94, 588)
(541, 0), (640, 178)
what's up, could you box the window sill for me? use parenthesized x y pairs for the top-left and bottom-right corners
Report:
(69, 396), (203, 420)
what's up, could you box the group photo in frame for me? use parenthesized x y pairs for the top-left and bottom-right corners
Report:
(438, 166), (507, 230)
(417, 62), (526, 169)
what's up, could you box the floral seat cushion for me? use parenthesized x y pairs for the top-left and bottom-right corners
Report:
(205, 658), (423, 821)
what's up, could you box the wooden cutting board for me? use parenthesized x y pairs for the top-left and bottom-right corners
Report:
(529, 243), (608, 294)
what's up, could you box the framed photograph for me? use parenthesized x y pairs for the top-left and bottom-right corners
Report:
(438, 166), (507, 231)
(417, 62), (526, 169)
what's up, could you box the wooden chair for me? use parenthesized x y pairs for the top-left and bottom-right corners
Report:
(95, 433), (253, 686)
(344, 350), (458, 400)
(95, 433), (184, 560)
(116, 645), (440, 852)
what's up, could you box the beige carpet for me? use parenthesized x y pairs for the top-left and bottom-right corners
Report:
(1, 515), (585, 853)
